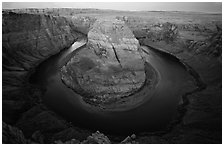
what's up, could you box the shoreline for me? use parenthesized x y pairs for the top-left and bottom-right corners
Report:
(139, 44), (207, 136)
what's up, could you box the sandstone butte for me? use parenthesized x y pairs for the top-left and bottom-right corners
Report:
(61, 18), (147, 107)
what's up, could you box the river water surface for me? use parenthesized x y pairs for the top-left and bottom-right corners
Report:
(30, 39), (194, 135)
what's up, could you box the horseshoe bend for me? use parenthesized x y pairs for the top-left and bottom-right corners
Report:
(61, 18), (158, 110)
(2, 7), (222, 144)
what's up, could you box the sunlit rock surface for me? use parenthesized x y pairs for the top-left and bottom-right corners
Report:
(61, 18), (147, 107)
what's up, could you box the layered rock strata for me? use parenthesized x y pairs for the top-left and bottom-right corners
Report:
(2, 12), (92, 124)
(2, 9), (222, 144)
(61, 18), (147, 107)
(118, 15), (222, 143)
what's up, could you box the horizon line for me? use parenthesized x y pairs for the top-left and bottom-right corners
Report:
(2, 7), (222, 14)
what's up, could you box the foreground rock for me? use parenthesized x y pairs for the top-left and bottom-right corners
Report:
(121, 134), (138, 144)
(3, 122), (27, 144)
(61, 18), (148, 108)
(51, 127), (92, 142)
(15, 105), (68, 138)
(82, 131), (111, 144)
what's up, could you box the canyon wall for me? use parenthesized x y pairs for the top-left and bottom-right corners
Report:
(117, 15), (222, 143)
(2, 9), (222, 143)
(2, 12), (95, 124)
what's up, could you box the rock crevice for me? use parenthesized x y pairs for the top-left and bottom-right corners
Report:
(61, 18), (150, 108)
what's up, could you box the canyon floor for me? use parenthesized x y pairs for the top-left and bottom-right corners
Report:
(2, 9), (222, 144)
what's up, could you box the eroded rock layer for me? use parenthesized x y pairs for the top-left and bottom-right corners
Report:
(3, 9), (221, 144)
(2, 12), (91, 124)
(61, 18), (146, 106)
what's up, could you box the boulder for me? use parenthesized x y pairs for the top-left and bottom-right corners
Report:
(82, 131), (111, 144)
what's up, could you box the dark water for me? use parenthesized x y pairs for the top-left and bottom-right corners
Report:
(30, 41), (194, 135)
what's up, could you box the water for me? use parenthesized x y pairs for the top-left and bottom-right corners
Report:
(30, 40), (194, 135)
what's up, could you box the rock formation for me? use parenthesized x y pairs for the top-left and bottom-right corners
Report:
(2, 9), (222, 144)
(119, 14), (222, 143)
(15, 105), (68, 137)
(61, 18), (146, 107)
(2, 12), (92, 124)
(3, 122), (27, 144)
(82, 131), (111, 144)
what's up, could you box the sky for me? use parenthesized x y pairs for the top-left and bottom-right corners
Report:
(2, 2), (222, 13)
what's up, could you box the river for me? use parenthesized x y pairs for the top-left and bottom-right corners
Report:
(30, 39), (194, 135)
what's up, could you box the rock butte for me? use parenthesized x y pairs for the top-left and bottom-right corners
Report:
(61, 18), (147, 107)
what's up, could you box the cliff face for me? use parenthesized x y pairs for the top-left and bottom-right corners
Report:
(2, 12), (92, 124)
(117, 15), (222, 58)
(3, 13), (78, 70)
(2, 9), (222, 144)
(117, 15), (222, 143)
